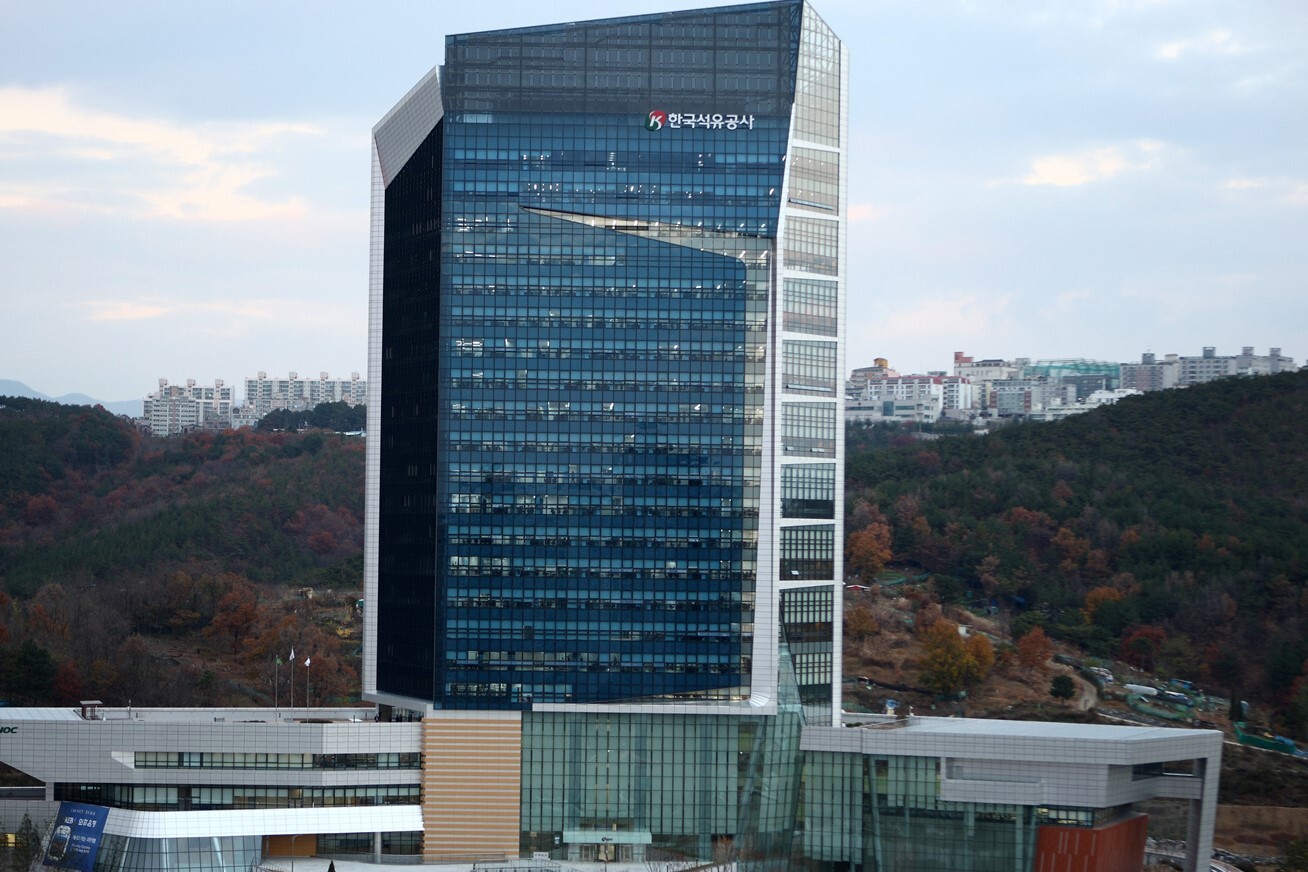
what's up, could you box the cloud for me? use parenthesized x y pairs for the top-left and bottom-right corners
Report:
(86, 301), (171, 321)
(79, 296), (359, 336)
(1120, 273), (1258, 311)
(866, 293), (1014, 340)
(1053, 288), (1095, 311)
(1019, 140), (1165, 187)
(1156, 29), (1249, 61)
(847, 202), (888, 222)
(1223, 177), (1308, 205)
(0, 86), (319, 222)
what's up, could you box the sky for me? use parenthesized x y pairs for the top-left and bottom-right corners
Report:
(1, 0), (1304, 402)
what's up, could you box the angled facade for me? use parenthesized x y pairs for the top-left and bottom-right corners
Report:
(364, 0), (847, 723)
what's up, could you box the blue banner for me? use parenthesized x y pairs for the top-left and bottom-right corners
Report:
(43, 802), (109, 872)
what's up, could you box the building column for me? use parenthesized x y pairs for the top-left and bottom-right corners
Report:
(1184, 754), (1218, 872)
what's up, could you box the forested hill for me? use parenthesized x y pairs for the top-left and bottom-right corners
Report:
(0, 396), (365, 707)
(846, 369), (1308, 727)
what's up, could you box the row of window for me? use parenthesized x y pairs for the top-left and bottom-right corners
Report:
(446, 621), (745, 638)
(783, 277), (840, 336)
(783, 340), (839, 394)
(319, 831), (421, 856)
(134, 752), (420, 770)
(793, 14), (844, 148)
(446, 565), (753, 582)
(447, 504), (754, 519)
(447, 279), (755, 295)
(55, 783), (419, 811)
(450, 70), (789, 92)
(448, 469), (760, 489)
(451, 337), (757, 356)
(783, 401), (838, 457)
(445, 445), (755, 460)
(784, 216), (840, 276)
(448, 596), (746, 612)
(444, 316), (755, 332)
(451, 45), (784, 69)
(780, 526), (836, 581)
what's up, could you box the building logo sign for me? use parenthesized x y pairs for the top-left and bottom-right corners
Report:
(645, 110), (755, 131)
(0, 726), (16, 734)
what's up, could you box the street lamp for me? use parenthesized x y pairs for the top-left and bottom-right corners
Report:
(289, 833), (306, 872)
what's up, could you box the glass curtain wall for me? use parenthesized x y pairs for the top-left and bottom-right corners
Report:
(388, 1), (807, 709)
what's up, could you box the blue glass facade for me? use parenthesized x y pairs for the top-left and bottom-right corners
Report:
(368, 0), (845, 717)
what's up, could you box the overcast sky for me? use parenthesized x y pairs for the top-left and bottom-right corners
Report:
(1, 0), (1304, 402)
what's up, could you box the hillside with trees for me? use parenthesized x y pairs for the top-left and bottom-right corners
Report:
(0, 396), (365, 707)
(845, 369), (1308, 734)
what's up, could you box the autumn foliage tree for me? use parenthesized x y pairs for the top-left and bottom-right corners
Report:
(919, 620), (992, 695)
(845, 606), (879, 642)
(845, 502), (893, 580)
(1016, 627), (1054, 673)
(207, 579), (262, 652)
(1120, 625), (1167, 671)
(966, 633), (996, 676)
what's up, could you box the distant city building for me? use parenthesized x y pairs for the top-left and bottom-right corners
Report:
(845, 372), (974, 424)
(1120, 352), (1180, 392)
(243, 371), (366, 419)
(847, 359), (900, 391)
(141, 378), (233, 437)
(953, 351), (1022, 410)
(992, 377), (1075, 418)
(1026, 388), (1143, 421)
(1023, 359), (1121, 399)
(1175, 346), (1295, 386)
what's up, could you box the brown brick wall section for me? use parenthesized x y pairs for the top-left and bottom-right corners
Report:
(421, 713), (523, 862)
(1034, 813), (1149, 872)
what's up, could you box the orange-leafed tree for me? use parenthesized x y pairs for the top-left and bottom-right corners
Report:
(1016, 627), (1053, 673)
(846, 504), (893, 581)
(1082, 586), (1124, 625)
(966, 633), (996, 676)
(207, 579), (261, 652)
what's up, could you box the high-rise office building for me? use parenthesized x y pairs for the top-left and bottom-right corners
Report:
(0, 7), (1224, 871)
(357, 7), (1222, 871)
(365, 0), (846, 724)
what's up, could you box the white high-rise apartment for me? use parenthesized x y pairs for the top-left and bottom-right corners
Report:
(141, 378), (233, 437)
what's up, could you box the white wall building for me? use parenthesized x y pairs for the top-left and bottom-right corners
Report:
(1176, 346), (1296, 385)
(243, 372), (366, 420)
(1027, 388), (1143, 421)
(1121, 353), (1180, 392)
(953, 351), (1021, 410)
(141, 379), (233, 437)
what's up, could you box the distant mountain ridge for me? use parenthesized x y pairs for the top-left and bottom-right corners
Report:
(0, 379), (143, 417)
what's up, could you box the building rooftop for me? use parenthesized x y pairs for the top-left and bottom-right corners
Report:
(0, 706), (377, 724)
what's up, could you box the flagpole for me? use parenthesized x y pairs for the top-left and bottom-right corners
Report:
(274, 655), (280, 711)
(305, 656), (312, 710)
(289, 647), (296, 713)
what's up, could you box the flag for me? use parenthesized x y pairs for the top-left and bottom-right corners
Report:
(305, 657), (312, 667)
(275, 655), (283, 666)
(290, 647), (295, 660)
